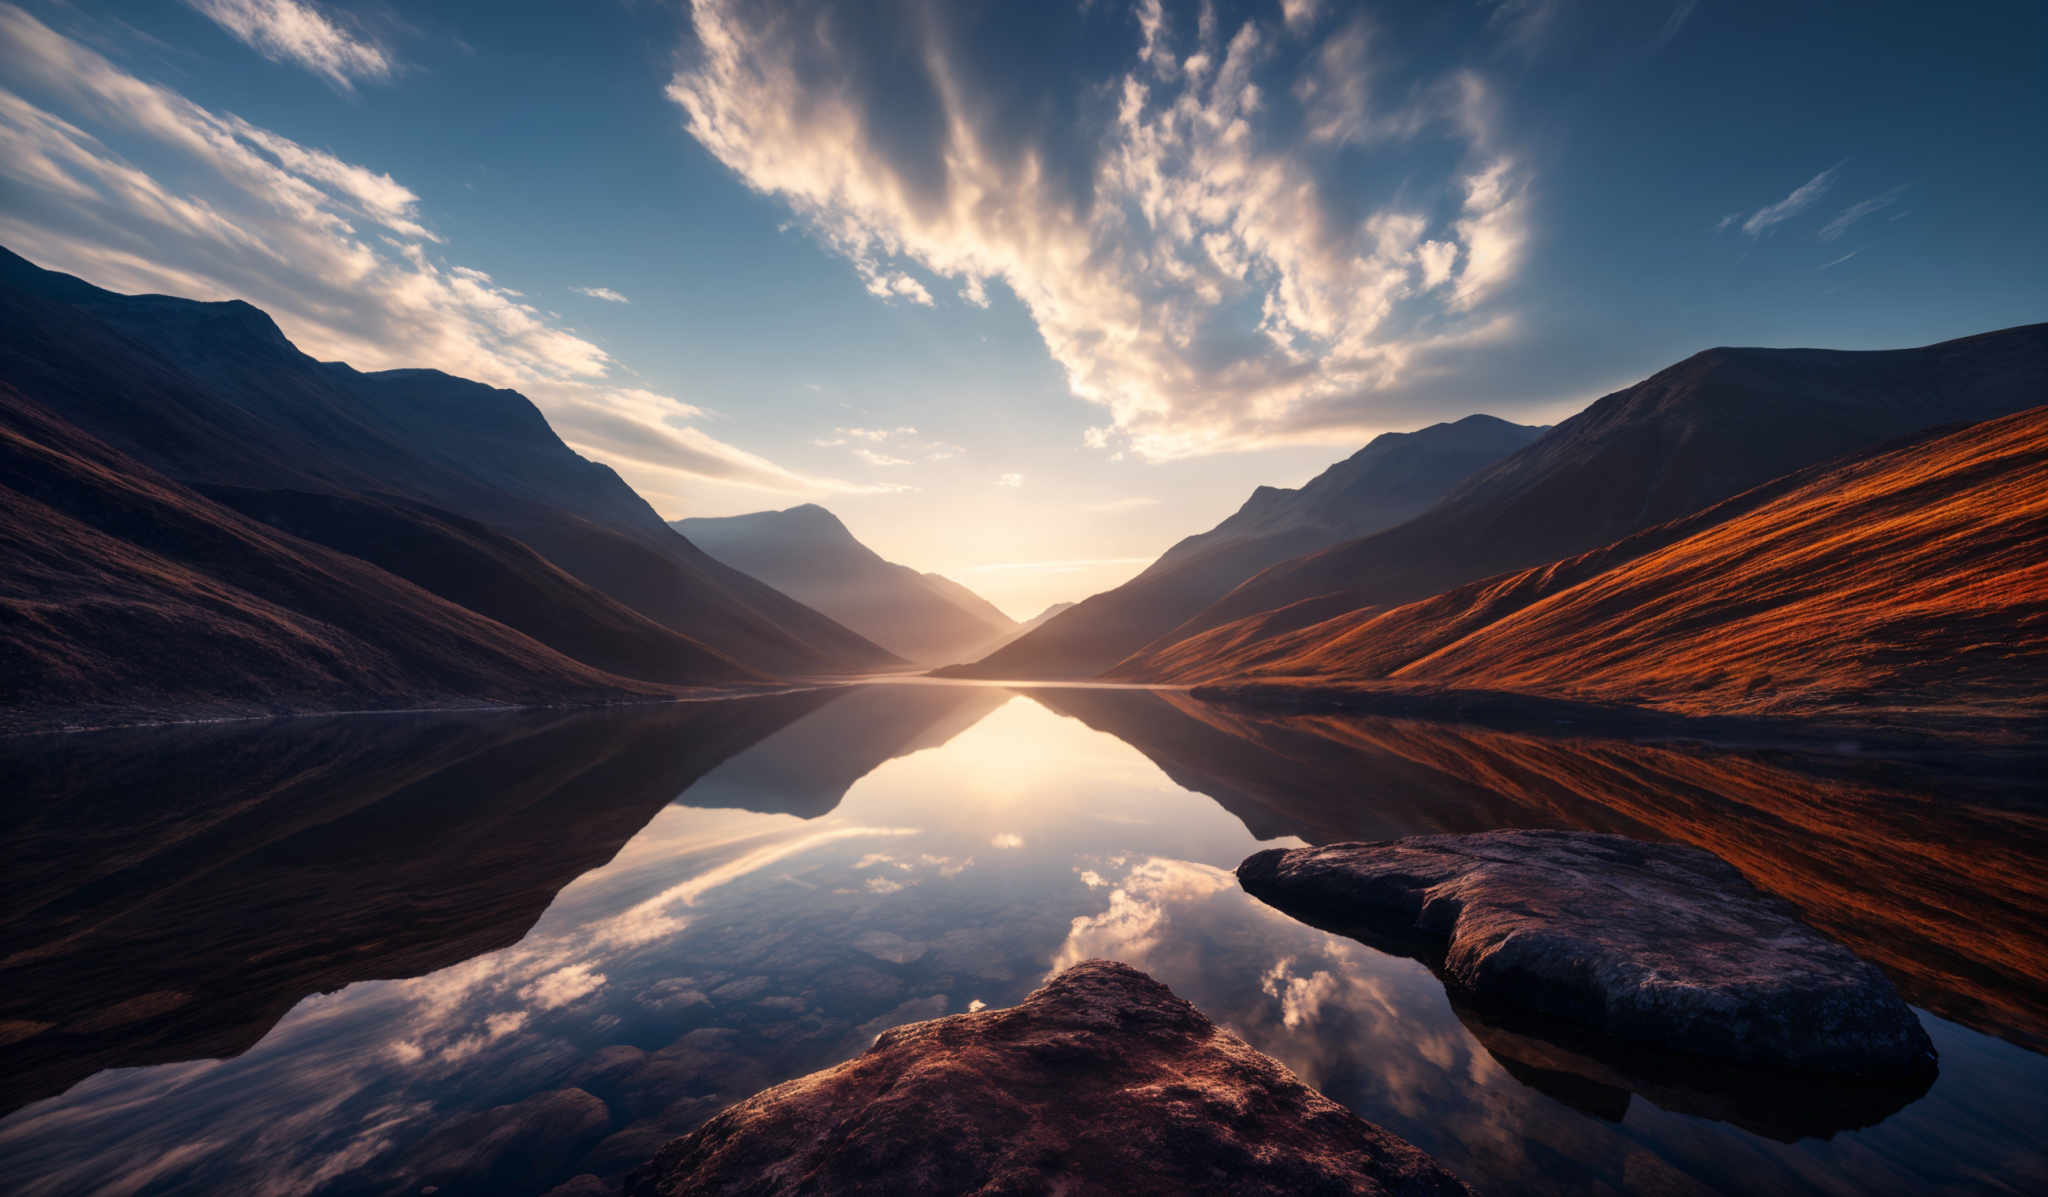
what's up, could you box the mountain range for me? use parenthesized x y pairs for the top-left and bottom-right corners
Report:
(1119, 403), (2048, 729)
(673, 504), (1014, 665)
(4, 241), (2043, 737)
(0, 248), (902, 729)
(1162, 327), (2048, 648)
(973, 323), (2045, 735)
(940, 414), (1543, 679)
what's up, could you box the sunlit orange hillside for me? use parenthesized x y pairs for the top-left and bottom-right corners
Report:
(1119, 407), (2048, 724)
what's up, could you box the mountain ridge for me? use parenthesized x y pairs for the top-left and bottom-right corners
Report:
(1169, 324), (2048, 647)
(937, 413), (1543, 679)
(1125, 405), (2048, 733)
(0, 246), (900, 680)
(673, 504), (1015, 665)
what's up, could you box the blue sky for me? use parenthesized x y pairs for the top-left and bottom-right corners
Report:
(1, 0), (2041, 617)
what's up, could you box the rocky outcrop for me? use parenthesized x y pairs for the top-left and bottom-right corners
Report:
(1239, 831), (1937, 1083)
(626, 960), (1470, 1196)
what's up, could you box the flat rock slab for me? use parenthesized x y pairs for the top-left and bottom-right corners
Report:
(626, 960), (1470, 1196)
(1239, 830), (1935, 1082)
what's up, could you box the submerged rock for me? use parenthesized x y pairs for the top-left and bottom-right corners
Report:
(1238, 830), (1937, 1082)
(626, 960), (1470, 1195)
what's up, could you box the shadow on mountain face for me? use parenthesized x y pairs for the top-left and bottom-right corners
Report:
(1027, 687), (2048, 1059)
(0, 691), (837, 1115)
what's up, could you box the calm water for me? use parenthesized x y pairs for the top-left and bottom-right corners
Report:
(2, 683), (2044, 1195)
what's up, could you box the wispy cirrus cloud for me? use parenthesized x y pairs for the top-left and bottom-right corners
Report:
(814, 425), (962, 466)
(1732, 165), (1839, 237)
(0, 4), (882, 503)
(670, 0), (1532, 459)
(188, 0), (392, 89)
(1819, 184), (1908, 241)
(571, 284), (630, 303)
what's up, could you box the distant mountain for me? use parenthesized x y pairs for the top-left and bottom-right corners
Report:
(939, 414), (1541, 678)
(0, 247), (899, 679)
(672, 504), (1015, 665)
(1167, 325), (2048, 647)
(0, 384), (706, 732)
(1125, 404), (2048, 730)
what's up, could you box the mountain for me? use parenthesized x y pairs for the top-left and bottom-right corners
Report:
(204, 486), (748, 687)
(938, 414), (1542, 678)
(1166, 325), (2048, 646)
(0, 247), (899, 679)
(0, 384), (708, 732)
(672, 504), (1015, 665)
(1123, 405), (2048, 730)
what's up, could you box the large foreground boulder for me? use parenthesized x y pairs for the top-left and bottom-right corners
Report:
(1239, 831), (1937, 1082)
(627, 960), (1470, 1196)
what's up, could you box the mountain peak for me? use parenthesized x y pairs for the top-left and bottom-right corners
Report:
(669, 505), (1014, 664)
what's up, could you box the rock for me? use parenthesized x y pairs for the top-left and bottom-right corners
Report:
(626, 960), (1469, 1196)
(1238, 831), (1937, 1082)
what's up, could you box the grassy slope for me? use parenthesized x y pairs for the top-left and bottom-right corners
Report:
(0, 385), (698, 731)
(1123, 407), (2048, 724)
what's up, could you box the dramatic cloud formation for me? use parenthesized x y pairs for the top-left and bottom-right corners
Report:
(0, 4), (876, 502)
(670, 0), (1531, 458)
(1734, 165), (1838, 237)
(188, 0), (392, 88)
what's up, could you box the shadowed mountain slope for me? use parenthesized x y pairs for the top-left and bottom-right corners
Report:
(1169, 325), (2048, 646)
(1125, 405), (2048, 729)
(205, 486), (749, 687)
(0, 385), (708, 733)
(673, 504), (1014, 665)
(0, 248), (897, 678)
(940, 415), (1540, 678)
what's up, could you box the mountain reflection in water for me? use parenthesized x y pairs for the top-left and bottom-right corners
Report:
(1, 683), (2043, 1196)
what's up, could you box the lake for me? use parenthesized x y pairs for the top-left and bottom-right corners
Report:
(2, 682), (2044, 1195)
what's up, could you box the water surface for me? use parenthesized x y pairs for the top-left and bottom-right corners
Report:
(2, 683), (2043, 1195)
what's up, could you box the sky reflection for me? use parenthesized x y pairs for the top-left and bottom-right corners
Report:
(1, 686), (2043, 1196)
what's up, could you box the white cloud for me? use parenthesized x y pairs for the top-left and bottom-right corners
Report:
(572, 284), (630, 303)
(0, 6), (876, 503)
(816, 424), (960, 467)
(995, 472), (1024, 488)
(1737, 165), (1838, 237)
(189, 0), (392, 89)
(519, 963), (605, 1010)
(1819, 184), (1908, 241)
(669, 0), (1531, 459)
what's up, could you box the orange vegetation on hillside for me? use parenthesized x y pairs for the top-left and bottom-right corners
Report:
(1121, 407), (2048, 724)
